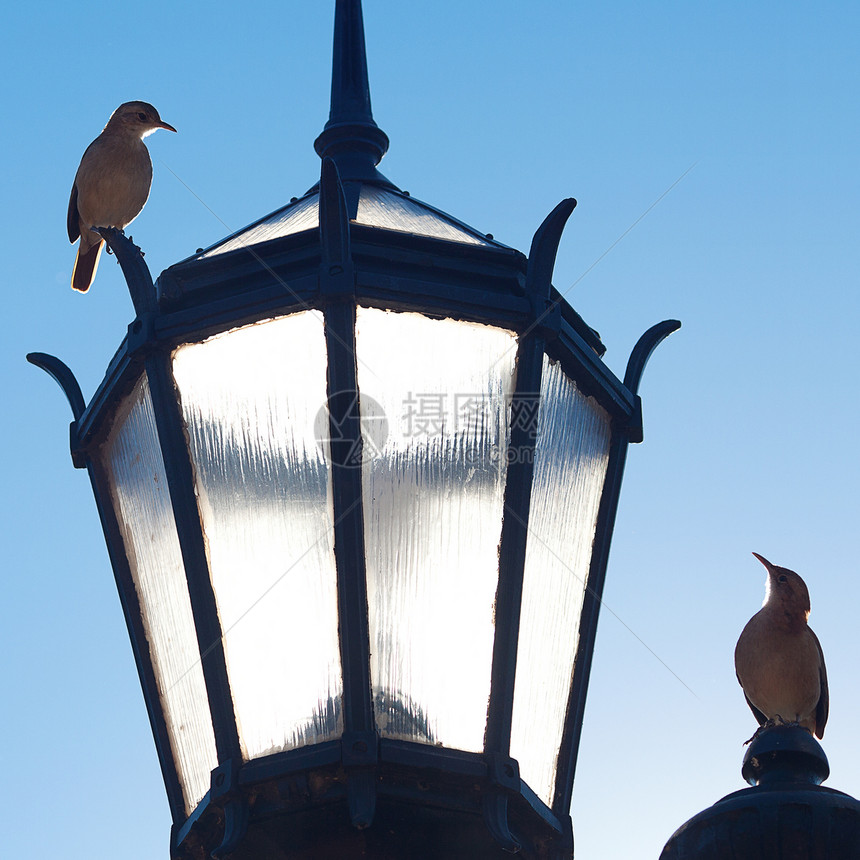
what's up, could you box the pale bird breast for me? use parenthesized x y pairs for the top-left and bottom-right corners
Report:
(736, 616), (822, 703)
(74, 139), (154, 229)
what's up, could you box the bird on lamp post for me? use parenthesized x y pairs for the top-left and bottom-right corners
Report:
(734, 552), (828, 740)
(67, 101), (176, 292)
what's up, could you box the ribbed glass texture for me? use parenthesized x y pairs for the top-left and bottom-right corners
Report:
(355, 186), (493, 246)
(201, 192), (320, 257)
(356, 307), (516, 750)
(510, 357), (611, 806)
(172, 312), (343, 761)
(104, 374), (218, 814)
(201, 186), (494, 258)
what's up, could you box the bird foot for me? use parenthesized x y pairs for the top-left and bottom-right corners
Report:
(744, 716), (811, 744)
(126, 235), (144, 256)
(744, 724), (767, 745)
(744, 716), (786, 744)
(770, 714), (812, 733)
(92, 226), (144, 257)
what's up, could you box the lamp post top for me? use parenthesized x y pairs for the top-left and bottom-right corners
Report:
(661, 726), (860, 859)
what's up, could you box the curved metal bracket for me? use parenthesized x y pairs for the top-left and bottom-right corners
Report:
(624, 319), (681, 395)
(94, 227), (157, 316)
(483, 792), (521, 854)
(525, 197), (577, 301)
(482, 753), (522, 853)
(524, 198), (576, 340)
(623, 319), (681, 443)
(208, 759), (249, 859)
(26, 352), (86, 421)
(209, 799), (249, 860)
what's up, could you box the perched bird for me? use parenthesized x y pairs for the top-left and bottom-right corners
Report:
(734, 552), (828, 739)
(68, 101), (176, 292)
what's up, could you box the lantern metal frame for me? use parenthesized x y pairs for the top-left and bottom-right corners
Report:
(29, 2), (678, 857)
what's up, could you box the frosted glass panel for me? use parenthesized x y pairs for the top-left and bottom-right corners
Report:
(172, 313), (343, 761)
(201, 186), (495, 258)
(201, 193), (320, 257)
(356, 186), (493, 246)
(104, 374), (218, 814)
(511, 357), (611, 806)
(356, 307), (516, 751)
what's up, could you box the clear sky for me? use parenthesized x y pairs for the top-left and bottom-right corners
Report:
(2, 2), (859, 858)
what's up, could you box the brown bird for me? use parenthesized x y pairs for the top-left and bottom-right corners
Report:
(68, 101), (176, 292)
(734, 552), (828, 739)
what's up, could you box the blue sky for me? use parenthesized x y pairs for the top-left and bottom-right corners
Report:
(2, 2), (859, 857)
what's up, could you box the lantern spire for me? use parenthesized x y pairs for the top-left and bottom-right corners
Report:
(314, 0), (391, 184)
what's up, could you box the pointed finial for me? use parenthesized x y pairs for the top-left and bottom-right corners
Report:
(314, 0), (390, 180)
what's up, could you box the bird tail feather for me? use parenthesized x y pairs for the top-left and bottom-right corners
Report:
(72, 240), (103, 293)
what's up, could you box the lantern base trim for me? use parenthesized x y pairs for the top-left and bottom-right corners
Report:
(171, 738), (572, 859)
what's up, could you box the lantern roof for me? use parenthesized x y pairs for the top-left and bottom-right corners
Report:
(195, 185), (501, 260)
(157, 0), (609, 361)
(175, 0), (517, 265)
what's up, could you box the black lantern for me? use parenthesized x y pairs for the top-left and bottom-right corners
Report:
(30, 2), (677, 857)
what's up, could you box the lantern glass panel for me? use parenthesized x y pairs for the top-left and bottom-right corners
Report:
(103, 373), (218, 814)
(510, 357), (611, 806)
(172, 312), (343, 761)
(356, 307), (516, 751)
(202, 193), (319, 258)
(201, 182), (496, 259)
(355, 186), (493, 246)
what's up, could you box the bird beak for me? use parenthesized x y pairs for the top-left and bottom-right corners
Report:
(158, 121), (177, 133)
(752, 551), (774, 572)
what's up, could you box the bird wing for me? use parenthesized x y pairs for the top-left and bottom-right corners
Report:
(67, 183), (80, 243)
(810, 627), (829, 738)
(737, 674), (768, 726)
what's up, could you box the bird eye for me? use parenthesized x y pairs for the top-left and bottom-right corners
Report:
(137, 112), (148, 122)
(778, 574), (788, 583)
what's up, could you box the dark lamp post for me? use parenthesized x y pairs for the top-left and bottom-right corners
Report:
(29, 2), (677, 857)
(661, 725), (860, 858)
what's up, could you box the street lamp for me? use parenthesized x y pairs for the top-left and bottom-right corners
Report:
(29, 2), (677, 857)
